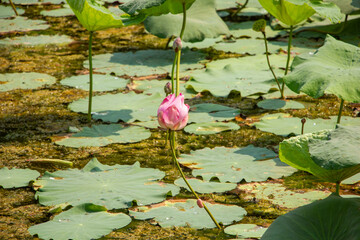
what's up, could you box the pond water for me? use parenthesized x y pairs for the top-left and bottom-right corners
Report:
(0, 0), (359, 239)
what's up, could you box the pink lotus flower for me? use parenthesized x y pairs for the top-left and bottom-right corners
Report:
(157, 93), (190, 130)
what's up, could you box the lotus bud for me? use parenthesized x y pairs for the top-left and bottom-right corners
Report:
(164, 82), (172, 95)
(173, 37), (182, 52)
(301, 118), (306, 124)
(157, 93), (190, 130)
(197, 199), (204, 208)
(252, 19), (266, 33)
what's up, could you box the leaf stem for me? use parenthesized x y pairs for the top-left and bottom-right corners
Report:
(88, 31), (94, 123)
(176, 50), (181, 96)
(171, 54), (177, 94)
(337, 99), (344, 124)
(262, 31), (283, 99)
(231, 0), (248, 17)
(9, 0), (18, 16)
(169, 131), (221, 229)
(281, 25), (293, 96)
(179, 2), (187, 39)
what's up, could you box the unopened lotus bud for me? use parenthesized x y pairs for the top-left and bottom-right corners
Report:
(164, 82), (172, 95)
(252, 19), (266, 33)
(157, 93), (189, 130)
(301, 118), (306, 124)
(173, 37), (182, 52)
(197, 199), (204, 208)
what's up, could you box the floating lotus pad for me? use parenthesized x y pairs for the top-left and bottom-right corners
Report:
(133, 120), (159, 129)
(34, 158), (179, 209)
(129, 199), (247, 229)
(28, 204), (131, 240)
(178, 145), (296, 183)
(215, 0), (263, 10)
(188, 103), (240, 123)
(40, 6), (75, 17)
(0, 6), (25, 18)
(60, 74), (128, 92)
(0, 167), (40, 188)
(174, 178), (237, 193)
(257, 99), (305, 110)
(227, 21), (283, 39)
(238, 183), (330, 209)
(284, 35), (360, 103)
(184, 122), (240, 135)
(132, 79), (192, 98)
(84, 49), (206, 77)
(224, 224), (267, 239)
(0, 16), (49, 33)
(69, 91), (163, 123)
(144, 0), (229, 42)
(55, 124), (151, 148)
(261, 195), (360, 240)
(280, 129), (360, 183)
(253, 113), (360, 136)
(176, 36), (223, 49)
(0, 35), (74, 46)
(0, 72), (56, 92)
(342, 173), (360, 185)
(3, 0), (65, 4)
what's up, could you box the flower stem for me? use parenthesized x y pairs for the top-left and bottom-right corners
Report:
(281, 25), (293, 96)
(9, 0), (18, 16)
(175, 50), (181, 97)
(88, 31), (94, 123)
(171, 54), (177, 94)
(337, 99), (344, 124)
(231, 0), (248, 17)
(179, 2), (187, 39)
(169, 131), (221, 229)
(262, 31), (282, 99)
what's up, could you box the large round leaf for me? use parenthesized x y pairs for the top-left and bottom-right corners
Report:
(28, 203), (131, 240)
(284, 35), (360, 102)
(0, 6), (25, 18)
(279, 129), (360, 183)
(144, 0), (229, 42)
(0, 16), (49, 33)
(184, 122), (240, 135)
(325, 0), (360, 14)
(261, 194), (360, 240)
(0, 73), (56, 92)
(257, 99), (305, 110)
(69, 92), (163, 123)
(178, 145), (296, 183)
(0, 35), (74, 47)
(34, 158), (179, 209)
(174, 178), (237, 193)
(129, 199), (247, 229)
(55, 124), (151, 148)
(84, 49), (205, 77)
(224, 224), (267, 239)
(188, 103), (240, 123)
(308, 125), (360, 170)
(0, 167), (40, 189)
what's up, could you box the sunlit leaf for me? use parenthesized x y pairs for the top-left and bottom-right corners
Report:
(0, 168), (40, 189)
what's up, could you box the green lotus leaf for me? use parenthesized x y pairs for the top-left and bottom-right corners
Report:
(261, 194), (360, 240)
(28, 203), (131, 240)
(174, 178), (237, 193)
(308, 126), (360, 171)
(284, 35), (360, 102)
(227, 20), (283, 39)
(178, 145), (296, 183)
(0, 73), (56, 92)
(60, 74), (128, 92)
(0, 6), (25, 18)
(188, 103), (240, 123)
(3, 0), (39, 4)
(119, 0), (195, 16)
(55, 124), (151, 148)
(185, 64), (276, 97)
(69, 91), (163, 123)
(144, 0), (229, 42)
(342, 173), (360, 184)
(0, 167), (40, 189)
(238, 183), (330, 209)
(184, 122), (240, 135)
(34, 158), (179, 209)
(129, 199), (247, 229)
(224, 224), (267, 239)
(0, 35), (74, 47)
(253, 113), (360, 136)
(326, 0), (360, 14)
(0, 16), (49, 33)
(216, 0), (263, 10)
(40, 5), (75, 17)
(279, 129), (360, 183)
(257, 99), (305, 110)
(66, 0), (128, 31)
(258, 0), (342, 26)
(84, 49), (205, 77)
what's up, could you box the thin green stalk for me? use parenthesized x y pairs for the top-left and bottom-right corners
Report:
(9, 0), (18, 16)
(88, 31), (94, 123)
(175, 50), (181, 96)
(337, 99), (344, 124)
(179, 2), (187, 39)
(171, 54), (177, 94)
(262, 31), (282, 99)
(170, 131), (221, 229)
(281, 25), (293, 95)
(335, 182), (340, 195)
(231, 0), (248, 17)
